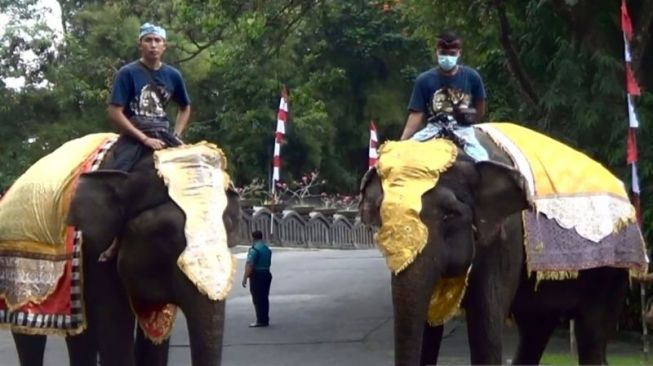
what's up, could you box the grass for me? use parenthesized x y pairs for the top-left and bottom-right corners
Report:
(540, 353), (648, 365)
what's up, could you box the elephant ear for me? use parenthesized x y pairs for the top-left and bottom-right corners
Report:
(223, 186), (241, 247)
(359, 168), (383, 227)
(473, 161), (529, 245)
(67, 170), (129, 248)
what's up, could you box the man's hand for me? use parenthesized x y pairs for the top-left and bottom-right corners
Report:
(173, 132), (185, 145)
(241, 279), (248, 288)
(143, 137), (166, 150)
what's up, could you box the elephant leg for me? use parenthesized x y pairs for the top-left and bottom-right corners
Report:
(420, 324), (443, 365)
(93, 276), (136, 366)
(574, 316), (607, 366)
(510, 312), (560, 365)
(135, 326), (170, 366)
(465, 237), (523, 365)
(391, 241), (441, 366)
(575, 269), (627, 366)
(65, 332), (98, 366)
(173, 269), (226, 366)
(11, 333), (46, 366)
(83, 256), (136, 366)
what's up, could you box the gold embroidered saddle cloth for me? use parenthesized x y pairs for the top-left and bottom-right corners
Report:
(0, 133), (118, 335)
(476, 123), (647, 280)
(375, 139), (469, 326)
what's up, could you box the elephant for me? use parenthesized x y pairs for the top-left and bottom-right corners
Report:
(359, 132), (632, 366)
(10, 148), (241, 366)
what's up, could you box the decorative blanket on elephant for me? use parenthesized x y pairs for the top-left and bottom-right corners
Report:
(0, 133), (118, 335)
(476, 123), (647, 280)
(135, 142), (235, 343)
(375, 139), (469, 325)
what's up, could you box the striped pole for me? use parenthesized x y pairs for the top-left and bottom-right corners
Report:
(270, 86), (288, 236)
(621, 0), (647, 358)
(369, 121), (378, 169)
(272, 86), (289, 194)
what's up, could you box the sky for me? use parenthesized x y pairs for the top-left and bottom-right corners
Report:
(1, 0), (63, 89)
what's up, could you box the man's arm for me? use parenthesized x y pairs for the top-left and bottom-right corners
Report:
(473, 99), (486, 123)
(107, 105), (148, 142)
(400, 111), (424, 140)
(471, 68), (487, 123)
(174, 105), (191, 138)
(242, 262), (254, 287)
(107, 105), (165, 150)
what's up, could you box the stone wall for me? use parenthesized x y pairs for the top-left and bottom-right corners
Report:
(236, 207), (376, 249)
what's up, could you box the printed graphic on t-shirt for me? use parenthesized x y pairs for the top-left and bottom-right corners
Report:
(130, 84), (171, 118)
(431, 87), (471, 115)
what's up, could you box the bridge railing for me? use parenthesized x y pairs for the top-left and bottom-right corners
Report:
(236, 207), (376, 249)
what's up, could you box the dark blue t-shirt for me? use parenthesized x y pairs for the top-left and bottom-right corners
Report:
(407, 66), (486, 119)
(109, 61), (191, 124)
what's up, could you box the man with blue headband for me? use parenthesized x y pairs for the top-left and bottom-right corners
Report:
(98, 22), (191, 262)
(106, 22), (191, 171)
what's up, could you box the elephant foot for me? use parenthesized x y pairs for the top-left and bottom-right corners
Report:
(98, 239), (119, 262)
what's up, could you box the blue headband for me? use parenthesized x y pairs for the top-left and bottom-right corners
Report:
(139, 23), (166, 40)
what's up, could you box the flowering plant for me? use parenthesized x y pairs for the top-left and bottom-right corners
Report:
(275, 171), (325, 204)
(320, 193), (359, 210)
(233, 178), (267, 200)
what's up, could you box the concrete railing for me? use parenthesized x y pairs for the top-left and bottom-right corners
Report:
(236, 207), (376, 249)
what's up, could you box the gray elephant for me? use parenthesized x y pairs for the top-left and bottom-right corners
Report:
(10, 149), (241, 366)
(360, 131), (640, 366)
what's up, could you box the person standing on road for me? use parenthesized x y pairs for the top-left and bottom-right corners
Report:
(242, 230), (272, 327)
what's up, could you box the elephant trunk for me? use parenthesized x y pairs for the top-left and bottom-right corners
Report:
(391, 241), (442, 366)
(174, 272), (225, 366)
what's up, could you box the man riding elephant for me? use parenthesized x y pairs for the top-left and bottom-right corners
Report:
(360, 122), (647, 366)
(101, 22), (192, 261)
(107, 22), (191, 171)
(400, 30), (487, 141)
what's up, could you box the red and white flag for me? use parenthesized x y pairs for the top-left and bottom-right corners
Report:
(272, 86), (289, 187)
(368, 121), (378, 169)
(621, 0), (642, 205)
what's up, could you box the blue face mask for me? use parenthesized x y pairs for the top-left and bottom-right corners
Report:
(437, 55), (459, 71)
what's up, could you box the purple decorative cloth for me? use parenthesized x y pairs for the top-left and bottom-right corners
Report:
(522, 211), (647, 274)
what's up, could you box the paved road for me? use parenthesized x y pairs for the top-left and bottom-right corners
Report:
(0, 248), (645, 365)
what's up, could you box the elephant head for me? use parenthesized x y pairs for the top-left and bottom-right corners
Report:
(360, 153), (528, 365)
(67, 153), (241, 366)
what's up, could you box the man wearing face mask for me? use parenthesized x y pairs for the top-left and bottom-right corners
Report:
(400, 31), (486, 140)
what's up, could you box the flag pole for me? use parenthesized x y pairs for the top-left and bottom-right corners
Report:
(271, 85), (289, 237)
(369, 121), (378, 169)
(620, 0), (647, 359)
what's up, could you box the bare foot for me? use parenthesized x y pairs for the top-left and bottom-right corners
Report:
(646, 309), (653, 326)
(98, 239), (119, 262)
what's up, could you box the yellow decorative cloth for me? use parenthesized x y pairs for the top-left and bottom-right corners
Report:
(0, 133), (118, 254)
(0, 133), (116, 333)
(154, 142), (235, 301)
(476, 123), (636, 243)
(375, 139), (467, 325)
